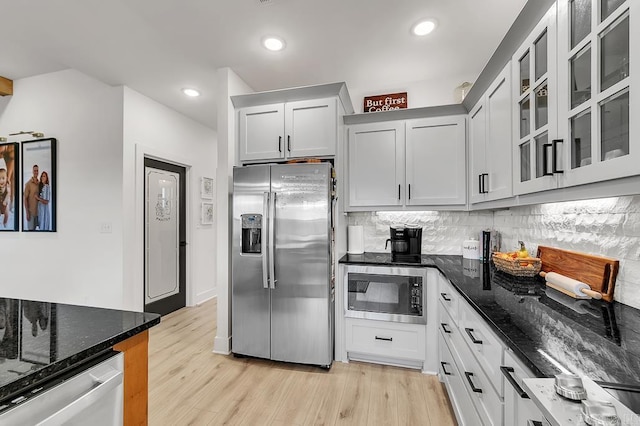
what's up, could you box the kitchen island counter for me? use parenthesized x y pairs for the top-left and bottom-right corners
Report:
(340, 253), (640, 390)
(0, 298), (160, 421)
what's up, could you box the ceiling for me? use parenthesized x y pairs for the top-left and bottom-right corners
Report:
(0, 0), (528, 131)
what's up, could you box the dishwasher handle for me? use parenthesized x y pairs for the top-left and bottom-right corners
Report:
(37, 369), (123, 426)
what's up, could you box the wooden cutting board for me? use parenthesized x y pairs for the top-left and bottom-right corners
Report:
(536, 246), (619, 302)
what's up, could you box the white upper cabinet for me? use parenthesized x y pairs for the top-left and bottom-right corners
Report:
(405, 116), (466, 206)
(347, 121), (405, 208)
(238, 96), (340, 163)
(239, 103), (286, 162)
(512, 4), (560, 195)
(346, 115), (466, 210)
(557, 0), (637, 187)
(469, 63), (513, 204)
(285, 98), (337, 158)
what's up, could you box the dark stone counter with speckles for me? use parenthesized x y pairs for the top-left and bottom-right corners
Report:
(340, 253), (640, 388)
(0, 298), (160, 404)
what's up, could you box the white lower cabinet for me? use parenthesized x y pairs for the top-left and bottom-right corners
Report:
(345, 318), (425, 369)
(502, 350), (545, 425)
(439, 332), (481, 425)
(458, 300), (504, 395)
(438, 271), (504, 426)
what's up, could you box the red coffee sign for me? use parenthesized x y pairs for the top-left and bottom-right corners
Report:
(363, 92), (408, 112)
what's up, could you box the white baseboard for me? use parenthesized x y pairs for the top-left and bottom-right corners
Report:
(213, 335), (231, 355)
(195, 289), (217, 305)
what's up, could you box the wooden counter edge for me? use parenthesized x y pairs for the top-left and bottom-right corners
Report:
(114, 330), (149, 426)
(0, 77), (13, 96)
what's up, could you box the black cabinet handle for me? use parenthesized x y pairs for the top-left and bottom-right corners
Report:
(375, 336), (393, 342)
(398, 184), (401, 200)
(478, 174), (483, 195)
(278, 136), (282, 152)
(287, 135), (291, 152)
(408, 184), (411, 200)
(552, 139), (564, 174)
(481, 173), (489, 193)
(465, 372), (483, 393)
(441, 323), (452, 334)
(440, 292), (451, 302)
(542, 143), (553, 176)
(465, 328), (483, 344)
(501, 366), (530, 399)
(441, 362), (452, 376)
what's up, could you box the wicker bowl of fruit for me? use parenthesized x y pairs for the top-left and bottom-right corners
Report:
(492, 241), (542, 277)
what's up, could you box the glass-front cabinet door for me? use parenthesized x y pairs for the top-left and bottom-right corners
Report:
(512, 4), (559, 195)
(558, 0), (637, 186)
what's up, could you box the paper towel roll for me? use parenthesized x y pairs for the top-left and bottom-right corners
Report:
(347, 226), (364, 254)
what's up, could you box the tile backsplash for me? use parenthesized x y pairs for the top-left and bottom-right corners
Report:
(347, 195), (640, 309)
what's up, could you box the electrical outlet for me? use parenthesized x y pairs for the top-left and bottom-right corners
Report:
(100, 223), (112, 234)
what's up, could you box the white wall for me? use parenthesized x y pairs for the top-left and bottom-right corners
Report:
(349, 71), (477, 114)
(122, 87), (218, 311)
(0, 69), (125, 308)
(213, 68), (253, 354)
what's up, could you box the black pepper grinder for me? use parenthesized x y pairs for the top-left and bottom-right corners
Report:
(482, 230), (492, 263)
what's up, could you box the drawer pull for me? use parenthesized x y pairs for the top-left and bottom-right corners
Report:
(500, 366), (530, 399)
(440, 292), (451, 302)
(375, 336), (393, 342)
(440, 323), (452, 334)
(465, 328), (483, 345)
(441, 362), (452, 376)
(464, 372), (483, 393)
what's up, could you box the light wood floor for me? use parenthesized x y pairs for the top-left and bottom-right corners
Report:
(148, 298), (457, 426)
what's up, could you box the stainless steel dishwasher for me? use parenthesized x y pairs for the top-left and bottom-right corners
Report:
(0, 351), (124, 425)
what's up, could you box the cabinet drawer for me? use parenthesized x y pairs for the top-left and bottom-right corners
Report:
(439, 332), (480, 426)
(458, 301), (504, 396)
(438, 275), (459, 325)
(438, 302), (461, 353)
(451, 332), (503, 426)
(345, 318), (425, 361)
(502, 350), (544, 425)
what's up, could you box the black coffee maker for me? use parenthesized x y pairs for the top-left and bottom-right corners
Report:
(385, 225), (422, 263)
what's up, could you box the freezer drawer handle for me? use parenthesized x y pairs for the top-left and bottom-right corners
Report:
(500, 366), (530, 399)
(465, 328), (483, 345)
(441, 362), (452, 376)
(375, 336), (393, 342)
(464, 372), (483, 393)
(440, 292), (451, 302)
(37, 368), (123, 425)
(440, 323), (452, 334)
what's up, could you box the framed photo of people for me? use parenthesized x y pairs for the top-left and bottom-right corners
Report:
(0, 142), (19, 231)
(21, 138), (57, 232)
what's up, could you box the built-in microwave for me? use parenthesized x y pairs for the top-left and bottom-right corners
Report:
(344, 265), (427, 324)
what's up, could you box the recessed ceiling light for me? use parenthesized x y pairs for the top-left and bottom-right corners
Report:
(182, 88), (201, 97)
(262, 36), (285, 51)
(412, 19), (437, 36)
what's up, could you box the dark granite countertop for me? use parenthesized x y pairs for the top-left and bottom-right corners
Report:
(340, 253), (640, 388)
(0, 298), (160, 403)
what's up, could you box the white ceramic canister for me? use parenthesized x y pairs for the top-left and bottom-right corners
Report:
(462, 238), (481, 260)
(347, 225), (365, 254)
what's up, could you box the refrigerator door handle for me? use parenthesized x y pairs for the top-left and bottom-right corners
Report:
(262, 192), (270, 289)
(269, 191), (277, 288)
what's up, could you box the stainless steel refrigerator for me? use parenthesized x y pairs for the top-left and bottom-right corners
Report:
(232, 162), (334, 367)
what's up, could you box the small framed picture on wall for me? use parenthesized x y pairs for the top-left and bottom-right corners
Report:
(200, 176), (214, 200)
(201, 202), (214, 225)
(0, 142), (20, 231)
(21, 138), (57, 232)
